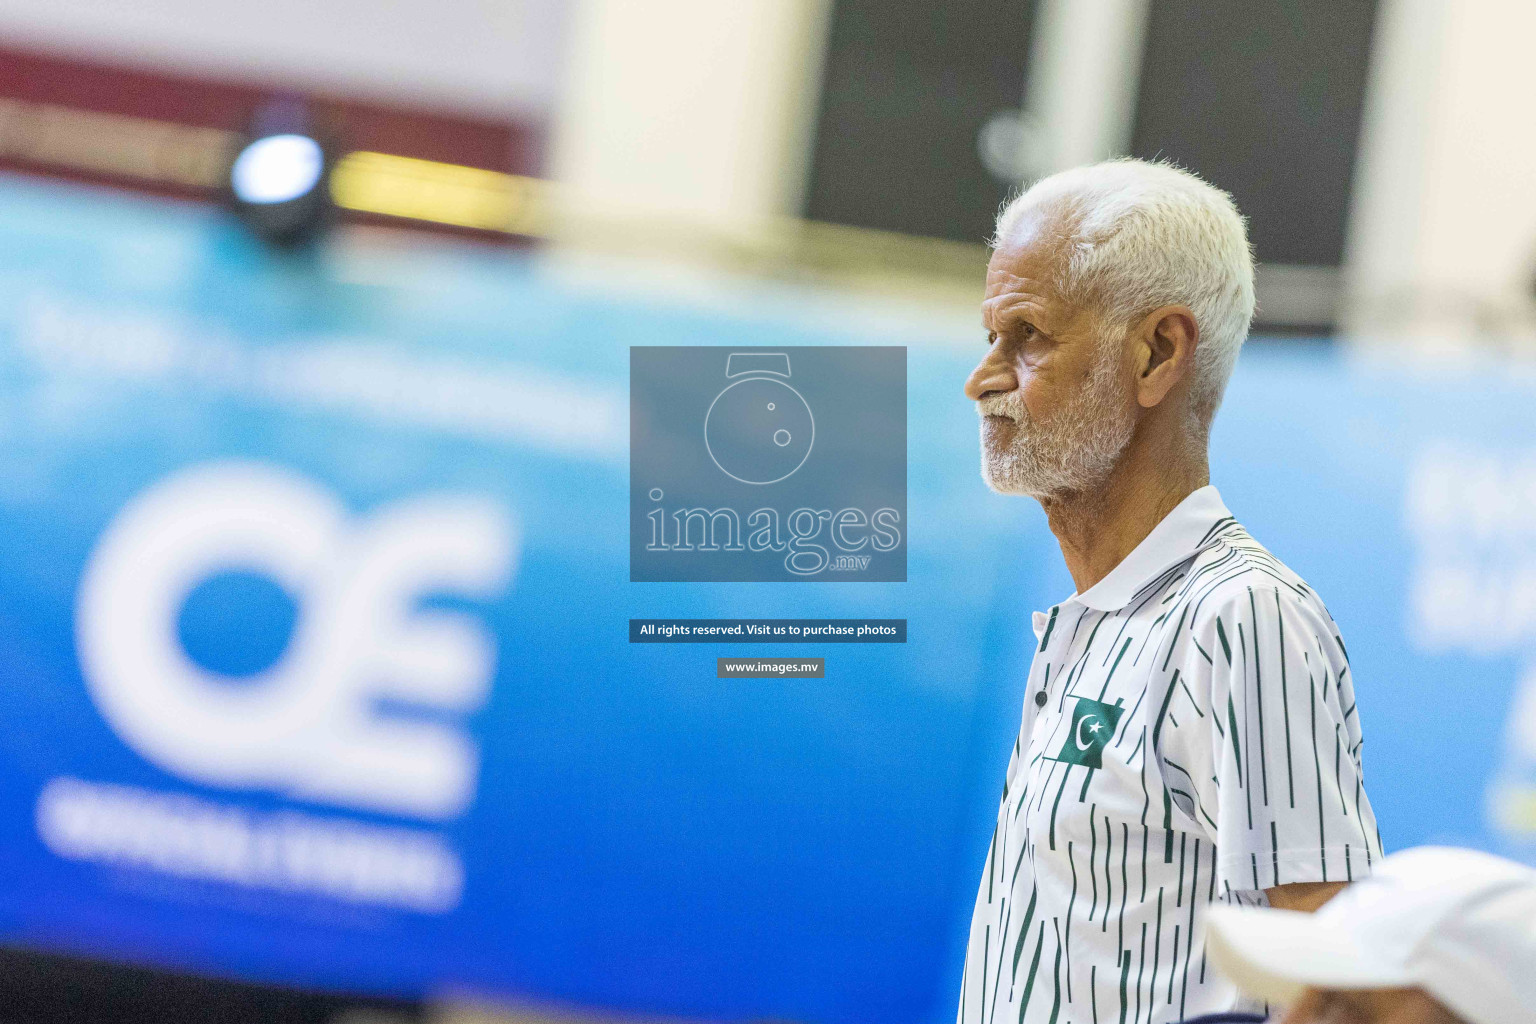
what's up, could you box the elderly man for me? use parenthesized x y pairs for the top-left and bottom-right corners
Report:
(957, 159), (1382, 1024)
(1205, 846), (1536, 1023)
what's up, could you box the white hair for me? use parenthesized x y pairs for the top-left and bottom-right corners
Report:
(993, 159), (1256, 426)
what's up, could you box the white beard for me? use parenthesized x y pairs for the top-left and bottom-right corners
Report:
(976, 348), (1136, 500)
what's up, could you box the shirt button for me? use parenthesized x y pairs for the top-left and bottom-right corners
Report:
(1034, 690), (1048, 707)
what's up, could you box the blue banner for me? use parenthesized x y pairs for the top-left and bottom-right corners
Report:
(0, 174), (1529, 1024)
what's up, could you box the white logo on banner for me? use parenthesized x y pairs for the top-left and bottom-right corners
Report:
(1405, 444), (1536, 655)
(1406, 443), (1536, 840)
(75, 461), (515, 821)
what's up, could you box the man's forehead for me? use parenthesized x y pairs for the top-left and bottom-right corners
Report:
(983, 244), (1067, 325)
(986, 203), (1074, 298)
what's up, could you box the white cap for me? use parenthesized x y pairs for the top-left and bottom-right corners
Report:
(1204, 847), (1536, 1024)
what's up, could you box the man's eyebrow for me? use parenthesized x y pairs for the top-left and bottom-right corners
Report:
(992, 307), (1046, 331)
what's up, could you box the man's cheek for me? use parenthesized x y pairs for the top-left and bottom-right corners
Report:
(1017, 372), (1054, 423)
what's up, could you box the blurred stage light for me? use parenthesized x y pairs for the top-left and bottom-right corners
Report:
(329, 151), (547, 235)
(228, 131), (333, 247)
(231, 134), (323, 204)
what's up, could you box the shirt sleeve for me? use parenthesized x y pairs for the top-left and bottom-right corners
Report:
(1156, 583), (1383, 896)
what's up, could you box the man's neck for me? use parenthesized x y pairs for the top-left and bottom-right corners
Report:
(1040, 439), (1209, 595)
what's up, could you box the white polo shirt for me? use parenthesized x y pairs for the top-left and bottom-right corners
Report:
(957, 486), (1382, 1024)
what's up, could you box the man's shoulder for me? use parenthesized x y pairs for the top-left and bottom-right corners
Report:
(1176, 519), (1334, 630)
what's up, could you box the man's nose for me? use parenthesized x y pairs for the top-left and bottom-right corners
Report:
(964, 352), (1017, 402)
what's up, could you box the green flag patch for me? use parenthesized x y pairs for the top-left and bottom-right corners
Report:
(1055, 697), (1125, 769)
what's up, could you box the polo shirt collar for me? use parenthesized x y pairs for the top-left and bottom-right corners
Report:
(1068, 485), (1233, 613)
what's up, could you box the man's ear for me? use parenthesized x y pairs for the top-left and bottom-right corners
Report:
(1134, 305), (1198, 410)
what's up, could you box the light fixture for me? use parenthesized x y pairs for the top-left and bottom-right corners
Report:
(328, 150), (546, 235)
(227, 117), (333, 247)
(231, 134), (324, 205)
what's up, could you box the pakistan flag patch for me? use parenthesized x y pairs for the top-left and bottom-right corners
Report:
(1055, 697), (1126, 769)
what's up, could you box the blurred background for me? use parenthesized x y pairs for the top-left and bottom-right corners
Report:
(0, 1), (1531, 1022)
